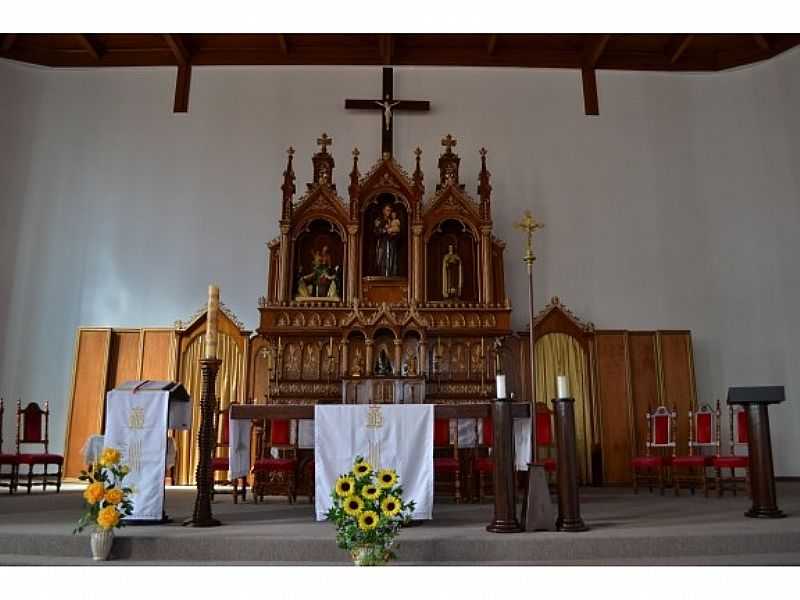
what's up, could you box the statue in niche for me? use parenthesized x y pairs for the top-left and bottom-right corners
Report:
(351, 348), (364, 377)
(373, 204), (402, 277)
(442, 244), (463, 299)
(295, 245), (341, 301)
(405, 351), (418, 377)
(374, 348), (393, 376)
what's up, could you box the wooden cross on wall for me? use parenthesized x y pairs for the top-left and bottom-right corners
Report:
(345, 67), (430, 159)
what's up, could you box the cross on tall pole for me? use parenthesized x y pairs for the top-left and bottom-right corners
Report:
(345, 67), (430, 159)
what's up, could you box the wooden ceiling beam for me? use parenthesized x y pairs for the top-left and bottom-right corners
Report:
(379, 34), (393, 65)
(753, 34), (770, 51)
(487, 34), (497, 56)
(163, 34), (190, 66)
(75, 34), (102, 62)
(583, 34), (611, 68)
(277, 34), (289, 55)
(1, 33), (17, 53)
(667, 34), (694, 64)
(581, 67), (599, 116)
(173, 64), (191, 113)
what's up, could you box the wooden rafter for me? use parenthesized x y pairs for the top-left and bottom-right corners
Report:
(668, 34), (694, 64)
(582, 68), (599, 116)
(1, 34), (17, 53)
(75, 34), (102, 61)
(487, 34), (497, 56)
(277, 34), (289, 55)
(379, 34), (393, 65)
(753, 34), (770, 51)
(583, 34), (611, 68)
(163, 34), (190, 66)
(173, 65), (191, 113)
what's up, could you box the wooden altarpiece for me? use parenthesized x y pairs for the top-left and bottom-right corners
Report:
(256, 134), (510, 406)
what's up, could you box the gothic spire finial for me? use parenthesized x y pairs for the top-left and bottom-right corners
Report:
(441, 133), (457, 154)
(413, 146), (424, 196)
(281, 146), (297, 219)
(478, 147), (492, 219)
(317, 132), (333, 153)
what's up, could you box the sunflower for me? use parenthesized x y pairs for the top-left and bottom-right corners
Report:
(361, 483), (380, 500)
(376, 468), (398, 489)
(335, 476), (356, 497)
(353, 460), (372, 477)
(381, 495), (401, 517)
(358, 510), (379, 531)
(343, 495), (364, 516)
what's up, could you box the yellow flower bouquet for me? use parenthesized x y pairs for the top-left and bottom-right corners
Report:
(73, 447), (134, 535)
(325, 456), (415, 566)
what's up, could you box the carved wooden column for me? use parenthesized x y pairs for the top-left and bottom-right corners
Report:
(277, 221), (291, 303)
(553, 397), (588, 532)
(412, 224), (424, 303)
(347, 224), (359, 301)
(365, 339), (374, 376)
(393, 338), (403, 375)
(480, 225), (493, 304)
(419, 340), (428, 376)
(487, 400), (523, 533)
(341, 340), (350, 377)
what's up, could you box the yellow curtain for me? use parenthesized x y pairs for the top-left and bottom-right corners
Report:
(174, 333), (243, 485)
(534, 333), (592, 483)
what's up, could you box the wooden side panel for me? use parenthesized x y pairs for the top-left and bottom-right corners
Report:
(627, 332), (658, 456)
(249, 336), (268, 403)
(658, 331), (696, 455)
(140, 330), (174, 380)
(107, 331), (141, 389)
(64, 329), (111, 478)
(594, 332), (633, 484)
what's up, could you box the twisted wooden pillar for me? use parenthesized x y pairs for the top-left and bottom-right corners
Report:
(184, 358), (222, 527)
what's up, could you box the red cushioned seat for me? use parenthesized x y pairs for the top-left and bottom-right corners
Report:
(17, 453), (63, 465)
(211, 457), (229, 471)
(253, 458), (296, 472)
(434, 457), (460, 472)
(712, 456), (748, 469)
(672, 455), (706, 468)
(0, 454), (19, 464)
(537, 458), (557, 473)
(631, 456), (663, 469)
(473, 457), (494, 473)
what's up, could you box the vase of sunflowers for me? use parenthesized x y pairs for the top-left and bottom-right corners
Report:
(326, 456), (415, 566)
(73, 447), (134, 561)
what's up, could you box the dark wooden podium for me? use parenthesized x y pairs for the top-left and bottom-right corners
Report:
(727, 386), (786, 519)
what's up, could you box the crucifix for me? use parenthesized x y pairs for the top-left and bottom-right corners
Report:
(345, 67), (430, 159)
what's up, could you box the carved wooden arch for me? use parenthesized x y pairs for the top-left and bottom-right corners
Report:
(531, 296), (594, 351)
(422, 185), (484, 237)
(290, 189), (350, 241)
(422, 215), (480, 243)
(355, 158), (419, 218)
(368, 323), (401, 340)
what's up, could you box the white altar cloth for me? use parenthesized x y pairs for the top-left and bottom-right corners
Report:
(314, 404), (433, 521)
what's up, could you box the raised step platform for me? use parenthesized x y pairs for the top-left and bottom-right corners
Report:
(1, 484), (798, 565)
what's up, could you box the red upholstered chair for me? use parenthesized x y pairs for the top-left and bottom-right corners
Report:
(433, 418), (461, 503)
(712, 405), (750, 497)
(210, 403), (247, 503)
(16, 400), (63, 493)
(251, 418), (298, 503)
(534, 402), (558, 482)
(631, 405), (676, 495)
(0, 398), (20, 494)
(672, 401), (720, 496)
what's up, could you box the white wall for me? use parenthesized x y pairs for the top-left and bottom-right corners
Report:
(1, 50), (799, 473)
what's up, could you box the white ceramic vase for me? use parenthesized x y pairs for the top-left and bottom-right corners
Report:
(90, 528), (114, 561)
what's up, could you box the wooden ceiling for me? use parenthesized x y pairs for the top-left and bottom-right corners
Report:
(2, 34), (798, 114)
(2, 33), (797, 70)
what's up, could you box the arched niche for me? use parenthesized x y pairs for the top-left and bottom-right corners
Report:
(425, 218), (479, 303)
(372, 326), (397, 376)
(291, 218), (346, 302)
(361, 192), (409, 279)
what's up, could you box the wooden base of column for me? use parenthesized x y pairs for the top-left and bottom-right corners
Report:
(743, 403), (786, 520)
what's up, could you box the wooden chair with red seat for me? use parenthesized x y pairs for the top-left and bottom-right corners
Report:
(0, 398), (20, 494)
(210, 402), (247, 503)
(433, 418), (461, 503)
(712, 404), (750, 497)
(251, 418), (298, 503)
(672, 401), (720, 497)
(631, 405), (676, 495)
(15, 400), (64, 493)
(534, 402), (558, 484)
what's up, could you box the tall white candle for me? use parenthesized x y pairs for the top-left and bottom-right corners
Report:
(496, 374), (507, 400)
(557, 375), (570, 399)
(205, 284), (219, 359)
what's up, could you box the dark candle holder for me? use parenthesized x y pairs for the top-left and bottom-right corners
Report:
(553, 397), (588, 532)
(486, 399), (523, 533)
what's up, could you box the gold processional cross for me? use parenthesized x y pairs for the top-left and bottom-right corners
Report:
(514, 209), (544, 268)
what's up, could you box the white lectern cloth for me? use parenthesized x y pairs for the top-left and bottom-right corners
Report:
(315, 404), (433, 521)
(104, 389), (169, 521)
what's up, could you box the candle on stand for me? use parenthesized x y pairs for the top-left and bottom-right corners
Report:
(329, 336), (334, 355)
(205, 284), (219, 359)
(557, 375), (570, 399)
(496, 374), (507, 400)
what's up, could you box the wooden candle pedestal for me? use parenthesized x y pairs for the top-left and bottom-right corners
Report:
(486, 400), (523, 533)
(553, 397), (588, 532)
(184, 358), (223, 527)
